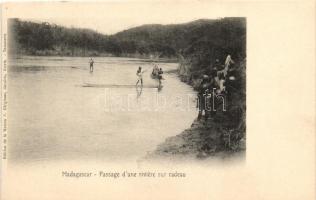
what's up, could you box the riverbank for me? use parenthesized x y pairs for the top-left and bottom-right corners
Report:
(146, 118), (246, 161)
(146, 59), (246, 161)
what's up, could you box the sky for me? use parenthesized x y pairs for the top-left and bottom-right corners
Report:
(10, 2), (226, 35)
(26, 17), (204, 35)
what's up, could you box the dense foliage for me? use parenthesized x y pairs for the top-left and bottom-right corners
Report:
(9, 19), (121, 56)
(9, 18), (245, 60)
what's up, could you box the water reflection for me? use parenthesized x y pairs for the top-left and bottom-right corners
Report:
(136, 85), (143, 98)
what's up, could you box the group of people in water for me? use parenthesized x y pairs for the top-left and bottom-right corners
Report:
(89, 57), (164, 88)
(150, 63), (164, 87)
(197, 54), (236, 121)
(88, 54), (235, 119)
(136, 63), (164, 88)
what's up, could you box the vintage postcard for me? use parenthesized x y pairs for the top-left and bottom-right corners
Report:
(0, 1), (315, 200)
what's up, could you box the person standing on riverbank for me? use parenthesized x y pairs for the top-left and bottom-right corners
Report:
(197, 75), (211, 121)
(89, 58), (94, 72)
(225, 54), (234, 68)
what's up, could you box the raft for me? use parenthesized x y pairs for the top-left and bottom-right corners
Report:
(82, 83), (159, 88)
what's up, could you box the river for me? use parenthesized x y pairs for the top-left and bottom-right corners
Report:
(8, 56), (197, 163)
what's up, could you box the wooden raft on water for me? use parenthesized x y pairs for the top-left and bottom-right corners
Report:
(82, 83), (160, 88)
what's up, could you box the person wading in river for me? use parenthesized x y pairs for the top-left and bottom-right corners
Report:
(158, 68), (164, 88)
(136, 66), (144, 87)
(89, 58), (94, 72)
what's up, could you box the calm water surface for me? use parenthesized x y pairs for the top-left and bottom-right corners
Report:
(8, 56), (197, 163)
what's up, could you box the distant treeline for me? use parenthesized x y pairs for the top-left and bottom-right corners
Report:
(9, 19), (122, 57)
(9, 18), (246, 61)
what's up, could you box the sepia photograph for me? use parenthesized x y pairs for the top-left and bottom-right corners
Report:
(1, 1), (315, 200)
(7, 17), (246, 163)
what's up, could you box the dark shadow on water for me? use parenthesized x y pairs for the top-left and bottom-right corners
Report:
(9, 65), (48, 73)
(9, 65), (85, 73)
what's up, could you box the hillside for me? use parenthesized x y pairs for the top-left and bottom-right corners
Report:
(116, 18), (245, 59)
(8, 19), (121, 56)
(9, 18), (245, 60)
(114, 19), (216, 56)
